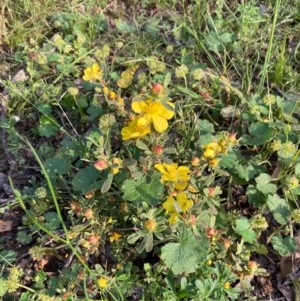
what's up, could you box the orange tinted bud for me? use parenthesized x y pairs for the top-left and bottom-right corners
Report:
(188, 214), (196, 225)
(223, 239), (231, 248)
(228, 133), (237, 144)
(84, 208), (94, 219)
(169, 190), (178, 197)
(206, 227), (218, 238)
(152, 83), (164, 94)
(191, 156), (200, 166)
(144, 219), (157, 231)
(85, 190), (95, 199)
(87, 234), (100, 244)
(208, 187), (215, 196)
(248, 261), (258, 273)
(94, 159), (109, 171)
(69, 201), (82, 214)
(152, 145), (164, 155)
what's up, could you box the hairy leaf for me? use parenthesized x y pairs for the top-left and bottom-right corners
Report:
(161, 229), (208, 275)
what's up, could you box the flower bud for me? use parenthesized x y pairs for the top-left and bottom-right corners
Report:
(152, 83), (164, 94)
(191, 156), (200, 166)
(84, 209), (94, 219)
(152, 145), (164, 155)
(206, 227), (218, 238)
(144, 219), (157, 231)
(94, 159), (109, 171)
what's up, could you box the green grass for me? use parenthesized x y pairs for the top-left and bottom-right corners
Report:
(0, 0), (300, 300)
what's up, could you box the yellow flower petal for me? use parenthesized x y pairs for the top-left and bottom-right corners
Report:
(132, 100), (149, 113)
(163, 196), (176, 212)
(168, 212), (180, 223)
(158, 102), (175, 119)
(121, 117), (151, 140)
(174, 181), (189, 191)
(177, 192), (193, 212)
(154, 163), (167, 175)
(152, 115), (168, 133)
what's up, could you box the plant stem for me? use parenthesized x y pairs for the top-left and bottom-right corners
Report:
(258, 0), (282, 93)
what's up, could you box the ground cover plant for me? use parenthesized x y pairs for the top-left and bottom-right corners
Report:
(0, 0), (300, 300)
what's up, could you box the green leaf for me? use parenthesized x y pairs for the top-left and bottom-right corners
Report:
(161, 229), (208, 275)
(0, 278), (7, 297)
(255, 173), (277, 195)
(116, 18), (135, 33)
(101, 174), (113, 193)
(87, 105), (102, 121)
(271, 235), (297, 256)
(234, 218), (256, 243)
(177, 86), (199, 98)
(45, 212), (61, 230)
(135, 140), (149, 151)
(246, 185), (267, 206)
(37, 103), (52, 114)
(0, 250), (17, 264)
(137, 232), (153, 253)
(295, 163), (300, 177)
(19, 292), (32, 301)
(44, 157), (70, 178)
(72, 166), (102, 193)
(197, 119), (215, 135)
(243, 122), (275, 145)
(38, 115), (60, 138)
(17, 231), (32, 245)
(121, 172), (164, 206)
(235, 163), (261, 181)
(267, 194), (290, 225)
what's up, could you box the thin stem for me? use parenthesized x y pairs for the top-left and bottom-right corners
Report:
(258, 0), (282, 92)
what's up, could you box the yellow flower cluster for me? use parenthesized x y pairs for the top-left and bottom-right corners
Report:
(163, 192), (193, 223)
(202, 133), (237, 167)
(154, 162), (193, 223)
(94, 157), (123, 175)
(117, 65), (139, 88)
(155, 163), (190, 190)
(109, 232), (122, 242)
(121, 95), (175, 140)
(102, 86), (124, 106)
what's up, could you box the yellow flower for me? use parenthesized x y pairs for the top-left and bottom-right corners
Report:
(206, 142), (222, 152)
(155, 163), (190, 190)
(109, 91), (117, 100)
(132, 99), (174, 133)
(102, 86), (109, 95)
(83, 63), (103, 82)
(208, 158), (219, 167)
(109, 232), (122, 242)
(163, 192), (193, 223)
(98, 277), (108, 288)
(111, 158), (123, 175)
(121, 116), (151, 140)
(203, 148), (216, 159)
